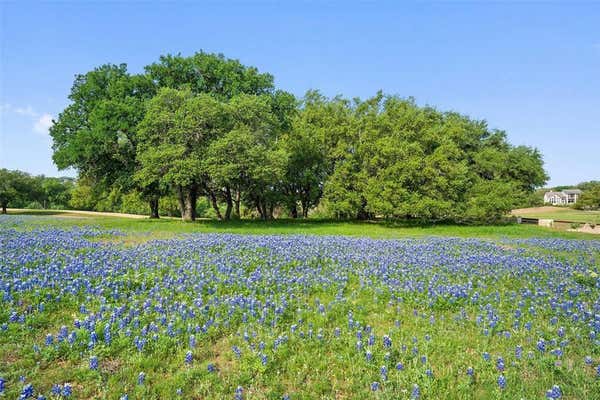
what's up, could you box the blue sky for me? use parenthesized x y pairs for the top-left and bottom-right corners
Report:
(1, 1), (598, 186)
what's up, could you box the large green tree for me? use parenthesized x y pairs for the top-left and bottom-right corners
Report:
(136, 88), (230, 221)
(49, 64), (158, 215)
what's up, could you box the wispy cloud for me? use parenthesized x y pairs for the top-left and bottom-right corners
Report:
(1, 103), (54, 135)
(34, 113), (54, 135)
(14, 105), (37, 117)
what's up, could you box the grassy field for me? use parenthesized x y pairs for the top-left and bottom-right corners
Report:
(1, 214), (599, 399)
(512, 206), (600, 224)
(4, 209), (598, 240)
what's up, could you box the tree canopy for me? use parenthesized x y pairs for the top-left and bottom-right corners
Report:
(47, 51), (549, 222)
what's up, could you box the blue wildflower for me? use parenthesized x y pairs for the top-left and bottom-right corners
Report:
(411, 383), (420, 399)
(497, 375), (506, 390)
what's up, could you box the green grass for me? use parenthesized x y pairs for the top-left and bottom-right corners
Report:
(5, 210), (597, 240)
(1, 214), (599, 399)
(513, 207), (600, 224)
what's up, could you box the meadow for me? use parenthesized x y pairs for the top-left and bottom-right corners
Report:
(1, 215), (599, 399)
(512, 206), (600, 224)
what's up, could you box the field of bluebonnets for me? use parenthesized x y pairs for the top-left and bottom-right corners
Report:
(1, 215), (600, 399)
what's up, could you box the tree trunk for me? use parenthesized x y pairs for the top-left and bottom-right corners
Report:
(224, 187), (233, 220)
(1, 204), (6, 214)
(177, 186), (185, 220)
(255, 198), (264, 219)
(356, 197), (370, 220)
(261, 201), (269, 220)
(180, 186), (197, 222)
(209, 190), (223, 220)
(268, 203), (274, 220)
(234, 189), (241, 218)
(301, 199), (309, 218)
(148, 197), (159, 219)
(290, 203), (298, 219)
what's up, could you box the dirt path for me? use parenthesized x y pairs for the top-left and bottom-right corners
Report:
(7, 208), (149, 219)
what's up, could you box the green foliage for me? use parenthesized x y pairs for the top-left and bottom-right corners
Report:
(0, 169), (74, 212)
(574, 183), (600, 210)
(314, 93), (547, 221)
(68, 179), (97, 211)
(48, 50), (549, 223)
(144, 51), (274, 99)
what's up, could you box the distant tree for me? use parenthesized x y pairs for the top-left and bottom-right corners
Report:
(573, 183), (600, 210)
(38, 177), (75, 209)
(68, 178), (98, 211)
(0, 169), (32, 213)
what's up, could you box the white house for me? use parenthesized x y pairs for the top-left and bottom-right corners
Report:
(543, 189), (582, 205)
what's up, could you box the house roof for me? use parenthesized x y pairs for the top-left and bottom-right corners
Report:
(562, 189), (582, 194)
(544, 191), (566, 198)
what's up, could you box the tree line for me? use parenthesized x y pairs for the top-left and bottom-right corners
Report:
(0, 169), (74, 214)
(46, 51), (547, 222)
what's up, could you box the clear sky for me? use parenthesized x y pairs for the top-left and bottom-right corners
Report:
(1, 1), (598, 186)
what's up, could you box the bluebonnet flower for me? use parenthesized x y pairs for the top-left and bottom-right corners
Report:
(411, 383), (420, 399)
(234, 386), (243, 400)
(368, 334), (375, 346)
(545, 385), (561, 399)
(365, 350), (373, 362)
(90, 356), (98, 370)
(380, 365), (388, 381)
(396, 362), (404, 371)
(45, 334), (53, 346)
(537, 339), (546, 352)
(584, 356), (593, 365)
(382, 335), (392, 348)
(483, 352), (490, 362)
(261, 354), (268, 366)
(370, 381), (380, 391)
(185, 351), (193, 364)
(62, 384), (72, 397)
(496, 357), (505, 372)
(515, 345), (523, 360)
(208, 363), (216, 372)
(20, 383), (34, 399)
(466, 367), (474, 377)
(51, 385), (61, 395)
(0, 377), (4, 393)
(497, 375), (506, 390)
(137, 372), (145, 385)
